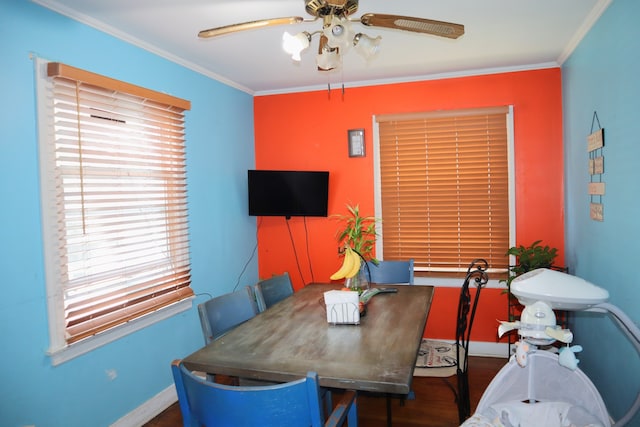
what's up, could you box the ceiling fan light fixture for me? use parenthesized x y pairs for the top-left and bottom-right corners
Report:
(282, 31), (311, 61)
(323, 16), (353, 52)
(353, 33), (381, 59)
(316, 47), (340, 71)
(199, 1), (465, 74)
(331, 24), (345, 37)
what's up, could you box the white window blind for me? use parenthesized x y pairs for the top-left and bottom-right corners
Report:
(376, 107), (510, 273)
(38, 61), (193, 349)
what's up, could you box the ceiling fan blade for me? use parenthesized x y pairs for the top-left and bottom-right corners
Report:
(199, 16), (305, 38)
(359, 13), (464, 39)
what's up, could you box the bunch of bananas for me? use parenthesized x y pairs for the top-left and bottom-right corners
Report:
(330, 246), (362, 281)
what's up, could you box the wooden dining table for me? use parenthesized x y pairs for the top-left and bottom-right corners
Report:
(182, 283), (434, 396)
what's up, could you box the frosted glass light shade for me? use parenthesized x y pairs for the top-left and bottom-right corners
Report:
(282, 31), (310, 61)
(354, 33), (381, 59)
(316, 48), (340, 70)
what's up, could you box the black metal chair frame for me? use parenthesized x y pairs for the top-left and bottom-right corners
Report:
(454, 258), (490, 424)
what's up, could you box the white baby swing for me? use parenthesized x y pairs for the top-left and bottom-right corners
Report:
(461, 269), (640, 427)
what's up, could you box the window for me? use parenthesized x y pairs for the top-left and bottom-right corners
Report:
(36, 60), (193, 364)
(374, 107), (513, 274)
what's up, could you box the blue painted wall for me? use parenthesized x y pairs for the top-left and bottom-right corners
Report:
(563, 0), (640, 423)
(4, 0), (638, 425)
(0, 2), (257, 426)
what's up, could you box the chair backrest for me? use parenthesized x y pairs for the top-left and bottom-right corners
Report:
(197, 286), (259, 344)
(171, 360), (355, 427)
(365, 259), (414, 284)
(254, 272), (294, 312)
(455, 258), (489, 423)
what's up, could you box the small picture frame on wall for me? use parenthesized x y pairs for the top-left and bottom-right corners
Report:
(348, 129), (365, 157)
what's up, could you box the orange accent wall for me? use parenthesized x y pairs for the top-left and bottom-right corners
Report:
(253, 69), (564, 344)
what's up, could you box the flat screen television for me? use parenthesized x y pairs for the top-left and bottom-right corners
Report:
(248, 170), (329, 218)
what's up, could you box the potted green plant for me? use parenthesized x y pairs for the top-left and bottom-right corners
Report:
(504, 240), (558, 289)
(330, 204), (380, 290)
(504, 240), (559, 325)
(334, 204), (379, 263)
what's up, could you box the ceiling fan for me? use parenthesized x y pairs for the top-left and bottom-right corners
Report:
(198, 0), (464, 71)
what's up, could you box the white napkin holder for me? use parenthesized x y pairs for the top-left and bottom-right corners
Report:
(324, 290), (360, 325)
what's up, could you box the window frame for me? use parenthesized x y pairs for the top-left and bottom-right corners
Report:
(35, 58), (194, 365)
(372, 106), (515, 282)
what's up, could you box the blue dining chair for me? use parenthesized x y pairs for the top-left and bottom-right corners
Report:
(254, 272), (294, 312)
(365, 259), (414, 284)
(197, 286), (259, 344)
(171, 359), (358, 427)
(197, 286), (270, 385)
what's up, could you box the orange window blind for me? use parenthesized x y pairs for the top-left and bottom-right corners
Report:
(376, 107), (510, 272)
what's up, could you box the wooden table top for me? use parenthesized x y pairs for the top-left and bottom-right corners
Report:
(182, 283), (434, 395)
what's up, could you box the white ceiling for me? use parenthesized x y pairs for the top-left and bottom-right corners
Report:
(35, 0), (611, 95)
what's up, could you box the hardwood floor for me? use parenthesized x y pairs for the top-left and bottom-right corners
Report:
(144, 356), (507, 427)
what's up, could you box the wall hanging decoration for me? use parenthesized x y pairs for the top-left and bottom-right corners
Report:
(587, 111), (604, 221)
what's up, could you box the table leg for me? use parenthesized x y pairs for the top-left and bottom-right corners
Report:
(386, 394), (392, 427)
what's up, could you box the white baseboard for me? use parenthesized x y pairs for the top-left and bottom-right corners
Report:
(110, 385), (177, 427)
(430, 339), (510, 359)
(469, 340), (510, 358)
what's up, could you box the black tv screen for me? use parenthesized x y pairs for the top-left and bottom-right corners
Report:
(248, 170), (329, 218)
